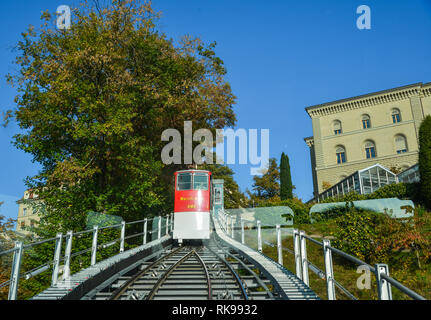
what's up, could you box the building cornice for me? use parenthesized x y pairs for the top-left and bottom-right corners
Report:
(305, 82), (429, 118)
(304, 136), (314, 147)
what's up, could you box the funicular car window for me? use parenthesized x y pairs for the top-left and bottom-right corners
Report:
(177, 173), (192, 190)
(193, 173), (209, 190)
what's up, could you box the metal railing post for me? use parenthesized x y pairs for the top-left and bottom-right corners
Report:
(120, 221), (126, 253)
(257, 220), (262, 253)
(166, 215), (169, 236)
(231, 216), (234, 238)
(51, 233), (63, 286)
(143, 218), (148, 245)
(8, 241), (23, 300)
(241, 218), (245, 244)
(224, 213), (229, 235)
(276, 225), (283, 266)
(375, 264), (393, 300)
(323, 239), (336, 300)
(91, 226), (99, 266)
(293, 229), (302, 279)
(158, 216), (162, 239)
(299, 231), (309, 286)
(62, 231), (73, 281)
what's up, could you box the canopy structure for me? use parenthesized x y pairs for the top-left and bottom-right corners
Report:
(309, 198), (415, 221)
(397, 163), (420, 183)
(225, 206), (294, 227)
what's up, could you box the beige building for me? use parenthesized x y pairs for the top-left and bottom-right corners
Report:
(305, 82), (431, 198)
(16, 189), (41, 236)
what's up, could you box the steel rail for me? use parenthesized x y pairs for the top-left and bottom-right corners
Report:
(212, 239), (274, 300)
(205, 244), (249, 300)
(146, 249), (197, 300)
(192, 249), (213, 300)
(108, 246), (185, 300)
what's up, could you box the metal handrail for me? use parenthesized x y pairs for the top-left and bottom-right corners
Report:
(380, 273), (425, 300)
(220, 210), (427, 301)
(0, 247), (19, 257)
(302, 234), (323, 247)
(1, 214), (172, 300)
(326, 245), (376, 273)
(22, 236), (59, 249)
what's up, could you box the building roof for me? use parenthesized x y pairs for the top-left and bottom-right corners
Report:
(305, 82), (431, 118)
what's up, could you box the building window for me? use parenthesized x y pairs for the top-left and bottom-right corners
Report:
(21, 221), (25, 229)
(395, 135), (408, 154)
(362, 114), (371, 129)
(336, 146), (347, 164)
(365, 140), (377, 159)
(392, 109), (401, 123)
(333, 120), (342, 135)
(23, 208), (27, 217)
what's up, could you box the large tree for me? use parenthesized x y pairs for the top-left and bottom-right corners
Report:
(251, 158), (280, 201)
(5, 0), (236, 233)
(280, 152), (293, 200)
(419, 115), (431, 210)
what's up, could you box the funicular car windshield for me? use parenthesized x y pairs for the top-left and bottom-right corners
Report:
(193, 173), (209, 190)
(177, 173), (192, 190)
(177, 172), (208, 191)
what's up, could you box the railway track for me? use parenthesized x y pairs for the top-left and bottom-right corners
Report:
(89, 239), (274, 300)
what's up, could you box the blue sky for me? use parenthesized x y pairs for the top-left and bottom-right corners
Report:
(1, 0), (431, 222)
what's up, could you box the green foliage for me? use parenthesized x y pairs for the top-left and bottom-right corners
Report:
(419, 115), (431, 210)
(2, 0), (238, 299)
(291, 206), (431, 299)
(5, 0), (236, 234)
(280, 153), (293, 200)
(250, 158), (280, 200)
(324, 204), (431, 267)
(0, 202), (17, 245)
(331, 204), (383, 263)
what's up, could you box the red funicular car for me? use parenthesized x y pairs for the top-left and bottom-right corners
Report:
(173, 170), (212, 243)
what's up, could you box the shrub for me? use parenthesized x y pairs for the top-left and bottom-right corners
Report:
(332, 205), (382, 263)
